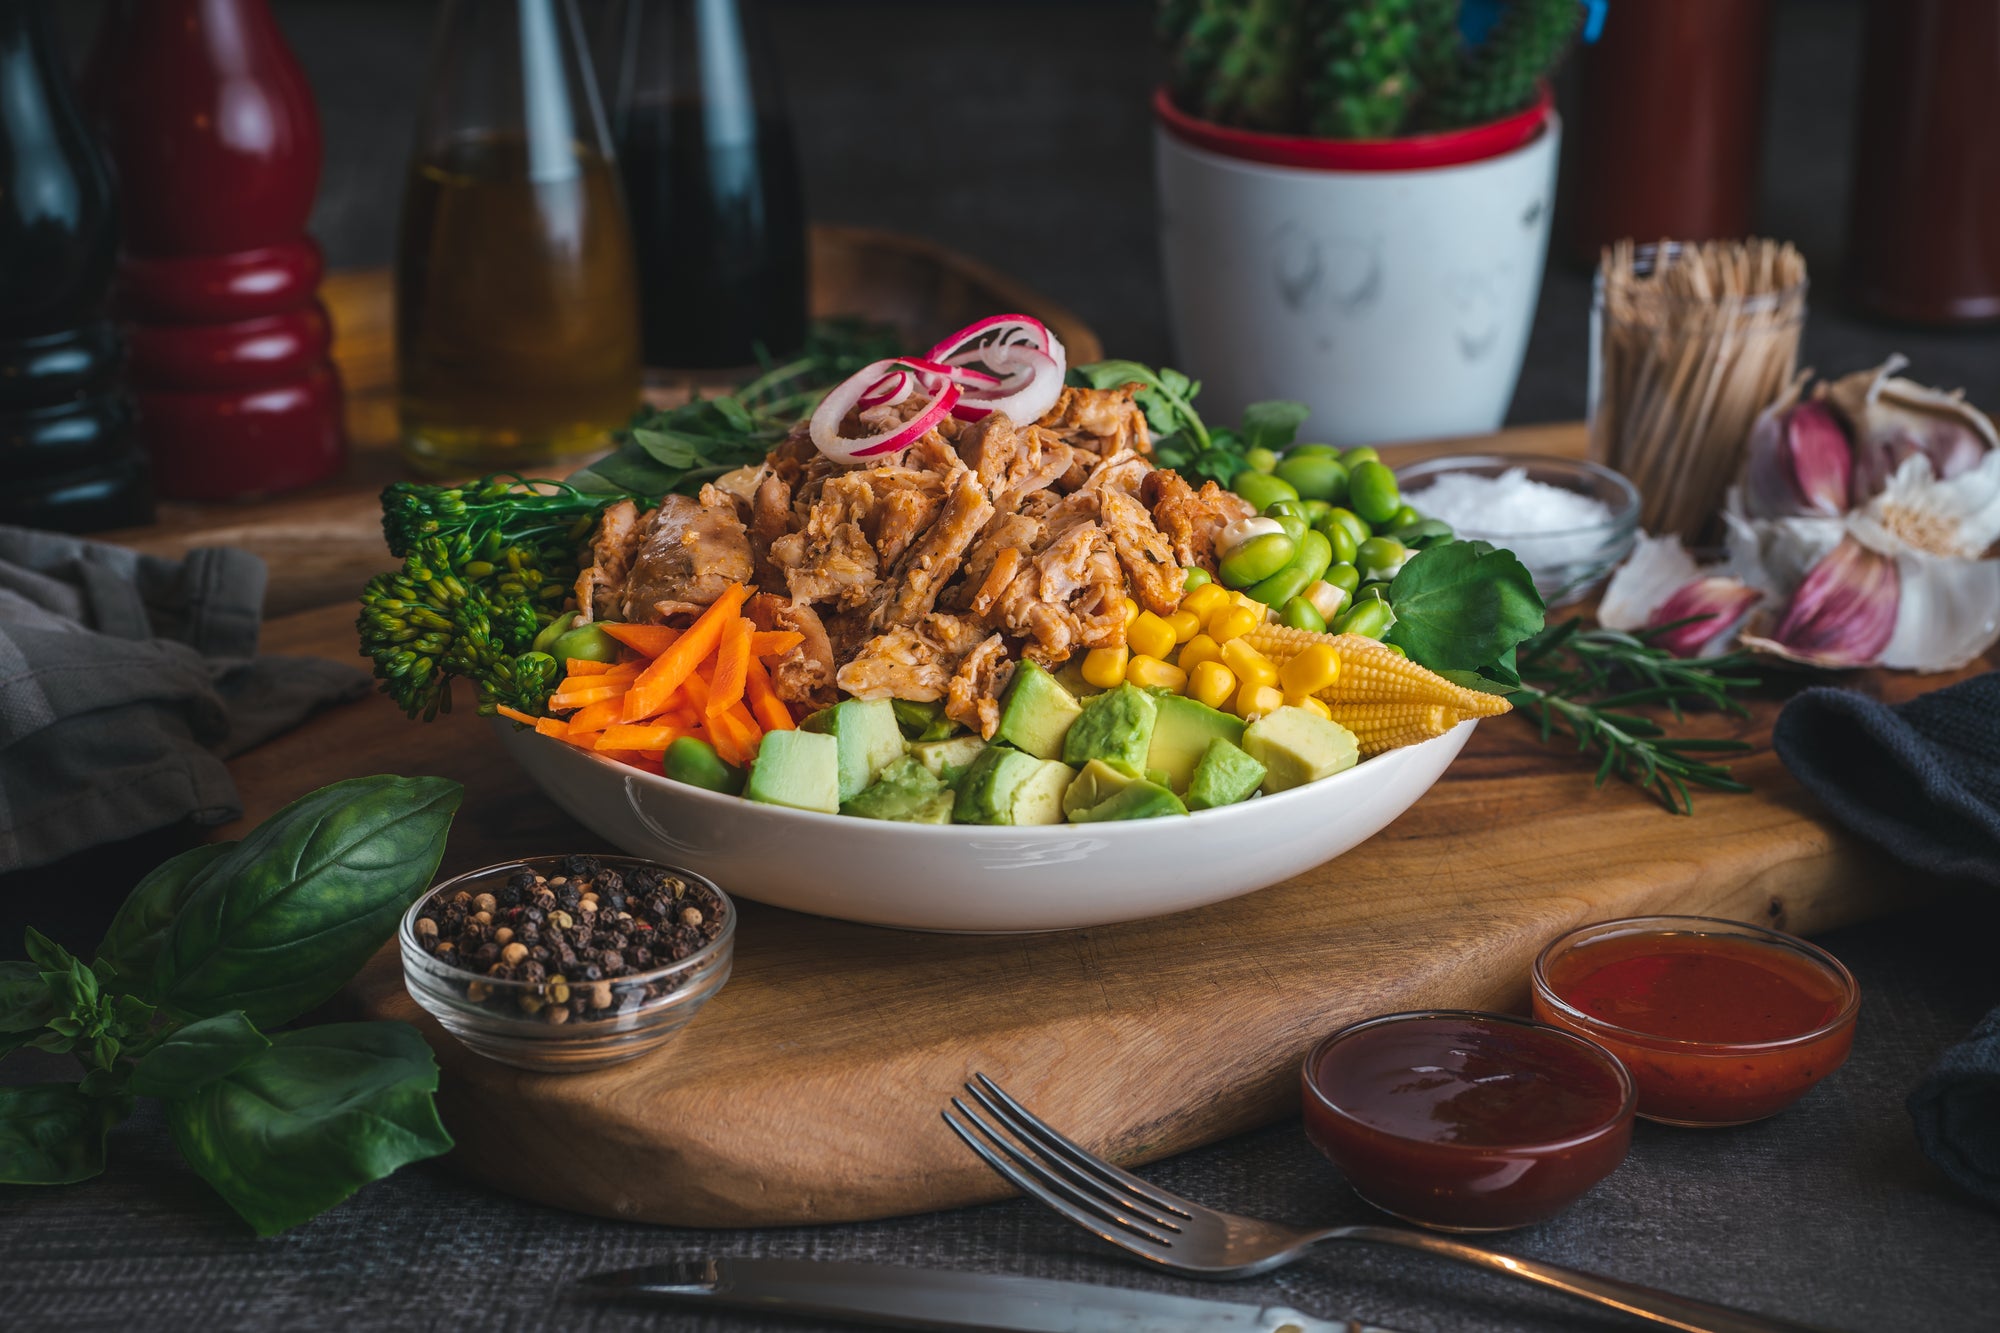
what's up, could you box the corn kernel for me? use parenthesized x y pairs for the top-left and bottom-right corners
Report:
(1189, 660), (1237, 710)
(1128, 611), (1176, 660)
(1121, 597), (1141, 628)
(1182, 583), (1229, 620)
(1167, 609), (1202, 644)
(1288, 694), (1333, 720)
(1278, 643), (1341, 697)
(1233, 591), (1268, 617)
(1220, 638), (1278, 690)
(1210, 604), (1260, 643)
(1236, 681), (1285, 719)
(1178, 633), (1222, 672)
(1081, 646), (1129, 689)
(1126, 655), (1188, 693)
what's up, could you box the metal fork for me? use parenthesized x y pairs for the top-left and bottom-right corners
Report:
(944, 1074), (1843, 1333)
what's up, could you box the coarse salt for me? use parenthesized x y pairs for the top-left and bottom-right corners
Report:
(1409, 467), (1614, 537)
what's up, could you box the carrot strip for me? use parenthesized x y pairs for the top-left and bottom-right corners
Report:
(560, 662), (640, 689)
(599, 623), (682, 658)
(549, 685), (627, 711)
(708, 704), (755, 767)
(744, 658), (794, 731)
(726, 699), (762, 744)
(622, 583), (750, 721)
(747, 630), (804, 657)
(559, 728), (605, 751)
(707, 617), (752, 719)
(597, 723), (684, 751)
(678, 669), (712, 715)
(534, 717), (570, 739)
(562, 659), (615, 676)
(566, 697), (628, 733)
(495, 704), (541, 726)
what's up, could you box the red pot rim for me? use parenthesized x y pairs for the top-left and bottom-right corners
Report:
(1153, 83), (1553, 172)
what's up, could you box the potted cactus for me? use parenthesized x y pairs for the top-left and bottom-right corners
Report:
(1154, 0), (1586, 445)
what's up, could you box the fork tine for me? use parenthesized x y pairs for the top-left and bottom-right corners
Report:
(961, 1081), (1186, 1232)
(943, 1101), (1179, 1253)
(970, 1073), (1195, 1219)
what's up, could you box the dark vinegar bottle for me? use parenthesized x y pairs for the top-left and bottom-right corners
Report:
(0, 0), (151, 532)
(602, 0), (808, 370)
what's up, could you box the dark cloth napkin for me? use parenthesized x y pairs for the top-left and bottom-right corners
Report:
(0, 526), (369, 874)
(1774, 673), (2000, 1209)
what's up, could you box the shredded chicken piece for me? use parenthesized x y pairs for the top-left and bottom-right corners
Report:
(574, 498), (642, 623)
(747, 593), (836, 709)
(613, 492), (753, 622)
(749, 471), (794, 588)
(871, 465), (994, 630)
(1099, 486), (1183, 616)
(1038, 385), (1152, 461)
(768, 472), (882, 610)
(1145, 470), (1253, 571)
(945, 633), (1014, 738)
(837, 626), (950, 701)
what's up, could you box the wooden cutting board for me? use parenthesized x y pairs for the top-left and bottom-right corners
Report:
(240, 593), (1959, 1228)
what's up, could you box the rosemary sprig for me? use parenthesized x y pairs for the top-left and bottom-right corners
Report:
(1510, 618), (1760, 815)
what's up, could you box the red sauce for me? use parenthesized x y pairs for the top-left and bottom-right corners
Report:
(1301, 1012), (1633, 1232)
(1533, 919), (1858, 1127)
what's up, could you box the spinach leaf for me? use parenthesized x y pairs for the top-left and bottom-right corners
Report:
(154, 776), (462, 1027)
(94, 842), (237, 990)
(1386, 540), (1546, 673)
(1237, 400), (1310, 453)
(166, 1022), (452, 1236)
(129, 1011), (269, 1100)
(0, 1083), (125, 1184)
(0, 960), (54, 1055)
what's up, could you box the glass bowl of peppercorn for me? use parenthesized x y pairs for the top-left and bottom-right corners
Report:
(400, 854), (735, 1072)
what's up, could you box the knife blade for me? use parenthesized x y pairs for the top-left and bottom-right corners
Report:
(578, 1257), (1412, 1333)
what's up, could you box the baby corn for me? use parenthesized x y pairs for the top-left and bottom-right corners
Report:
(1326, 702), (1463, 756)
(1243, 623), (1512, 718)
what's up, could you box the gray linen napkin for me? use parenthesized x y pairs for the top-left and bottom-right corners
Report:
(0, 526), (369, 872)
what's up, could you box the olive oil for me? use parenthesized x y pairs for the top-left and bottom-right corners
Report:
(395, 132), (642, 473)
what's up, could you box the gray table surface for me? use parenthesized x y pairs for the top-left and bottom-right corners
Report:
(9, 2), (2000, 1329)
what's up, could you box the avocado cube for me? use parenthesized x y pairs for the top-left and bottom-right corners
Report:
(953, 747), (1074, 825)
(802, 698), (907, 801)
(744, 730), (841, 814)
(1242, 706), (1360, 793)
(1069, 780), (1188, 822)
(906, 791), (958, 824)
(993, 660), (1083, 761)
(1185, 738), (1266, 810)
(909, 734), (989, 784)
(1146, 694), (1245, 794)
(1062, 758), (1142, 819)
(1061, 681), (1158, 772)
(841, 756), (947, 821)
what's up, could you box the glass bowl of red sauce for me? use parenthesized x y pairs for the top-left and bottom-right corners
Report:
(1531, 915), (1860, 1128)
(1301, 1010), (1636, 1232)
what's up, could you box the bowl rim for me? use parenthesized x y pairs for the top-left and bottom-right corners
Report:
(1394, 453), (1641, 543)
(400, 853), (737, 1001)
(499, 715), (1476, 835)
(1530, 914), (1861, 1054)
(1301, 1008), (1639, 1153)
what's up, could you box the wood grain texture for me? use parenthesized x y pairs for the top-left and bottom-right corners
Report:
(99, 228), (1104, 618)
(232, 596), (1945, 1228)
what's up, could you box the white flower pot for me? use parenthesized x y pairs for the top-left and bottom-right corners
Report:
(1155, 90), (1561, 446)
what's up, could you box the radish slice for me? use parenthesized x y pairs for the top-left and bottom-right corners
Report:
(927, 314), (1067, 425)
(810, 358), (961, 463)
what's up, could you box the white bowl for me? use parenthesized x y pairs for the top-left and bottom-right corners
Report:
(496, 720), (1473, 933)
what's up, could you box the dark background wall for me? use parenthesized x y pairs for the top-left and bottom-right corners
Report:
(53, 0), (2000, 425)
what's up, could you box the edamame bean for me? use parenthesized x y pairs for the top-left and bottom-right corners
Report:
(1218, 531), (1297, 587)
(1243, 447), (1280, 474)
(1273, 453), (1349, 503)
(1264, 498), (1310, 521)
(1302, 499), (1332, 524)
(1183, 566), (1213, 591)
(1231, 470), (1299, 512)
(531, 614), (581, 655)
(1340, 446), (1381, 467)
(1355, 535), (1409, 582)
(1321, 521), (1357, 566)
(1246, 529), (1333, 608)
(1324, 562), (1360, 597)
(1280, 596), (1328, 632)
(1356, 583), (1388, 604)
(1319, 506), (1372, 552)
(1390, 503), (1422, 529)
(552, 622), (622, 664)
(1347, 460), (1403, 526)
(1271, 513), (1310, 545)
(1334, 599), (1396, 639)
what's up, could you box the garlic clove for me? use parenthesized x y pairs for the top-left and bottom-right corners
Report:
(1598, 532), (1701, 631)
(1753, 537), (1900, 667)
(1852, 449), (2000, 562)
(1828, 354), (2000, 505)
(1645, 576), (1763, 658)
(1744, 396), (1852, 519)
(1878, 549), (2000, 672)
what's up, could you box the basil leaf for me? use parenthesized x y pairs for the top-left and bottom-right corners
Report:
(0, 1083), (126, 1184)
(166, 1022), (452, 1236)
(129, 1011), (270, 1100)
(1386, 540), (1546, 673)
(94, 842), (238, 990)
(0, 960), (55, 1055)
(1238, 400), (1309, 453)
(154, 776), (462, 1027)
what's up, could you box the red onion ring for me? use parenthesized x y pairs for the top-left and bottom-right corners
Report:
(926, 314), (1067, 425)
(810, 358), (961, 463)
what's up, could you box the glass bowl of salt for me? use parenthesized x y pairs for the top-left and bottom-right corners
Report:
(1395, 454), (1640, 606)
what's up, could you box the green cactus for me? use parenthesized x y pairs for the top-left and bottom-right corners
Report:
(1408, 0), (1463, 102)
(1421, 0), (1582, 129)
(1196, 0), (1304, 132)
(1305, 0), (1421, 140)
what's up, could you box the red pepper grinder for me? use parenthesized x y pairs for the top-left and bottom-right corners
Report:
(84, 0), (345, 500)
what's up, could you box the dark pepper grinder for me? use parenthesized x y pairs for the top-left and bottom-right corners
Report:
(0, 0), (152, 532)
(85, 0), (346, 500)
